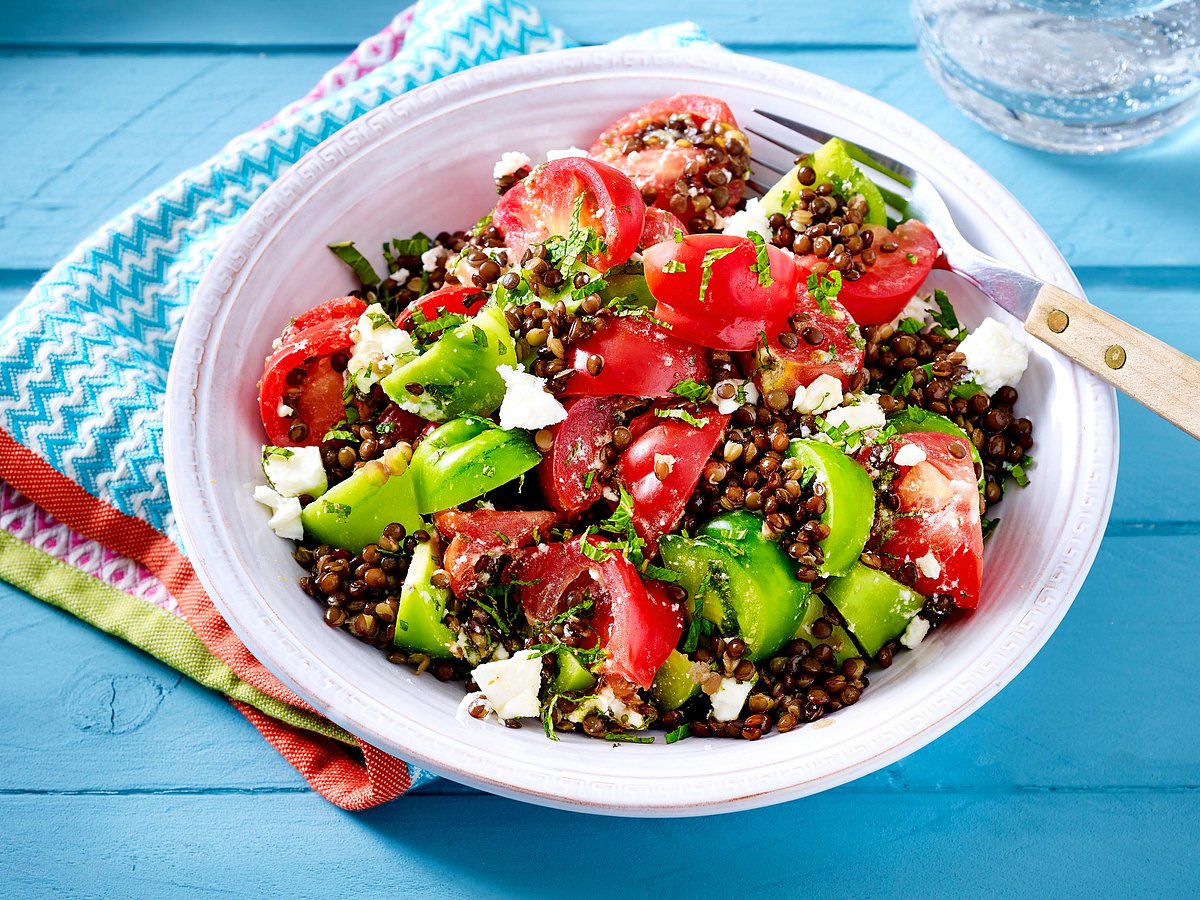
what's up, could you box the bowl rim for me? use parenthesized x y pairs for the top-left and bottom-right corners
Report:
(165, 45), (1119, 816)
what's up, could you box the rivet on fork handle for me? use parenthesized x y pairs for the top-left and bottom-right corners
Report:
(1105, 345), (1127, 370)
(1046, 309), (1069, 334)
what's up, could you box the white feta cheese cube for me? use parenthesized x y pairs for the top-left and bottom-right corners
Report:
(470, 649), (543, 720)
(347, 303), (416, 391)
(719, 197), (771, 239)
(711, 677), (755, 722)
(712, 378), (759, 414)
(901, 615), (931, 649)
(892, 442), (928, 468)
(955, 317), (1029, 395)
(914, 550), (941, 580)
(492, 150), (531, 179)
(262, 445), (327, 498)
(793, 373), (844, 415)
(252, 485), (304, 540)
(496, 364), (568, 431)
(822, 393), (886, 448)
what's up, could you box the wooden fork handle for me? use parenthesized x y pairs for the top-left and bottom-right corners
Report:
(1026, 283), (1200, 440)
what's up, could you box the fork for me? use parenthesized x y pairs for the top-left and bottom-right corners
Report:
(745, 109), (1200, 441)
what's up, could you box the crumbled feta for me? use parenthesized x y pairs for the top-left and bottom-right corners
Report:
(719, 197), (771, 239)
(822, 393), (886, 448)
(492, 150), (531, 179)
(711, 677), (755, 722)
(253, 485), (304, 540)
(277, 402), (293, 417)
(546, 146), (589, 161)
(914, 551), (941, 580)
(456, 690), (488, 725)
(420, 245), (449, 273)
(956, 317), (1029, 395)
(496, 364), (568, 431)
(654, 453), (676, 475)
(567, 685), (648, 730)
(901, 616), (931, 649)
(469, 649), (543, 720)
(712, 378), (759, 414)
(347, 303), (416, 391)
(892, 442), (928, 468)
(793, 373), (844, 415)
(262, 445), (328, 498)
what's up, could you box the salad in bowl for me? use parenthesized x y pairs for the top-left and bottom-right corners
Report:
(251, 94), (1034, 745)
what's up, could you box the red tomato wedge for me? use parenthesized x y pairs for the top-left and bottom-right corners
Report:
(506, 540), (684, 689)
(796, 220), (939, 325)
(874, 431), (984, 609)
(282, 296), (366, 344)
(615, 405), (730, 545)
(638, 207), (686, 248)
(259, 302), (363, 447)
(395, 285), (489, 332)
(562, 316), (710, 399)
(434, 509), (559, 597)
(493, 157), (645, 273)
(643, 234), (799, 351)
(537, 396), (623, 515)
(752, 280), (866, 396)
(589, 94), (747, 224)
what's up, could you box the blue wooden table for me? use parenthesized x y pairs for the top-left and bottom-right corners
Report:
(2, 2), (1199, 895)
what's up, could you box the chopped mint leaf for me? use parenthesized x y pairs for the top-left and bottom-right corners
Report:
(950, 380), (984, 399)
(322, 428), (358, 442)
(930, 289), (963, 337)
(328, 241), (381, 286)
(896, 317), (925, 335)
(653, 407), (709, 428)
(746, 231), (774, 287)
(583, 469), (596, 490)
(698, 246), (738, 304)
(665, 724), (690, 744)
(905, 251), (919, 264)
(263, 446), (294, 460)
(323, 501), (352, 519)
(891, 371), (915, 397)
(673, 228), (685, 243)
(981, 516), (999, 539)
(605, 732), (654, 744)
(806, 270), (843, 315)
(663, 259), (687, 274)
(668, 379), (712, 402)
(471, 325), (489, 348)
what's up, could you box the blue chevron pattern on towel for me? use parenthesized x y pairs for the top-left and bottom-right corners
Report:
(0, 0), (712, 548)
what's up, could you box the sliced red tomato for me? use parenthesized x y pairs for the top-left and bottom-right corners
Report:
(537, 396), (623, 515)
(589, 94), (747, 225)
(493, 157), (645, 272)
(282, 296), (366, 343)
(259, 306), (361, 447)
(643, 234), (799, 351)
(873, 431), (983, 609)
(638, 207), (686, 248)
(615, 404), (730, 545)
(562, 316), (710, 399)
(434, 509), (559, 597)
(395, 285), (489, 332)
(505, 540), (683, 689)
(796, 220), (939, 325)
(752, 280), (865, 396)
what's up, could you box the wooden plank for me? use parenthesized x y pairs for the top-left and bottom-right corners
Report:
(2, 534), (1197, 795)
(2, 48), (1198, 272)
(1, 792), (1198, 897)
(0, 0), (916, 49)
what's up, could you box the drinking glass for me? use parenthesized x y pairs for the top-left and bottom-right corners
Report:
(912, 0), (1200, 153)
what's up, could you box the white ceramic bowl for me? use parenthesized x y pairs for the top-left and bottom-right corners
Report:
(165, 47), (1118, 816)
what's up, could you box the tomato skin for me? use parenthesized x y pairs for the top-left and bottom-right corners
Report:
(282, 296), (366, 343)
(872, 431), (983, 609)
(616, 405), (731, 545)
(750, 281), (866, 395)
(638, 207), (686, 248)
(493, 157), (646, 272)
(395, 285), (489, 332)
(259, 311), (359, 447)
(537, 396), (623, 515)
(506, 540), (683, 689)
(797, 220), (939, 325)
(643, 234), (799, 351)
(434, 509), (559, 597)
(590, 95), (746, 221)
(562, 317), (711, 399)
(591, 95), (739, 153)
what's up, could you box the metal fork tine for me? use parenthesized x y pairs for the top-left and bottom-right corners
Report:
(745, 126), (809, 163)
(752, 109), (915, 188)
(748, 155), (786, 177)
(746, 178), (774, 197)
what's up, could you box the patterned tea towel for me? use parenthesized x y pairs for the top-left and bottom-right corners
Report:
(0, 0), (715, 809)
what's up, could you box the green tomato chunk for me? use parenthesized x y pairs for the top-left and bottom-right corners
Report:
(300, 456), (423, 554)
(651, 649), (701, 711)
(794, 592), (861, 665)
(660, 512), (809, 660)
(788, 439), (875, 577)
(393, 536), (456, 658)
(823, 563), (924, 658)
(761, 137), (887, 227)
(549, 649), (597, 694)
(409, 417), (542, 514)
(381, 305), (514, 421)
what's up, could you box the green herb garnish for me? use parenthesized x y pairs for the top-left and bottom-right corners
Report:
(328, 241), (381, 286)
(746, 231), (774, 287)
(653, 407), (709, 429)
(668, 379), (712, 403)
(698, 246), (738, 304)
